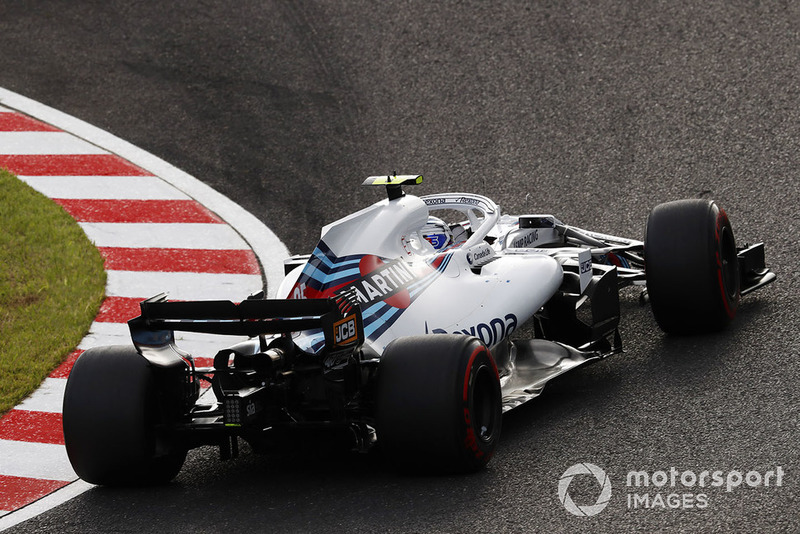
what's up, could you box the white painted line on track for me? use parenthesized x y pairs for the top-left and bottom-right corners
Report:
(0, 441), (74, 482)
(14, 379), (66, 414)
(0, 481), (94, 530)
(17, 175), (192, 200)
(75, 321), (140, 345)
(79, 222), (251, 249)
(105, 270), (263, 300)
(0, 132), (108, 155)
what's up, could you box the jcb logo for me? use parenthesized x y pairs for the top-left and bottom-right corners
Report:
(333, 315), (358, 346)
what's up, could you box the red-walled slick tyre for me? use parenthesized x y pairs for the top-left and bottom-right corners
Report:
(376, 334), (502, 473)
(645, 199), (741, 334)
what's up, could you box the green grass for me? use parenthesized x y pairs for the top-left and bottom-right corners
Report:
(0, 168), (106, 416)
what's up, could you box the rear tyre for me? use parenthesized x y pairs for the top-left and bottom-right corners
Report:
(376, 335), (501, 473)
(62, 346), (186, 485)
(644, 199), (740, 334)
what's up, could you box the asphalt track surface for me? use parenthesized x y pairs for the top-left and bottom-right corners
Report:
(1, 2), (798, 532)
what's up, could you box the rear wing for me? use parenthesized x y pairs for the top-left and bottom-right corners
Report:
(128, 292), (364, 354)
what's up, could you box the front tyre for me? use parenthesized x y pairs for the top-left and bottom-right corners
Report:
(644, 198), (740, 334)
(376, 335), (502, 473)
(62, 346), (187, 485)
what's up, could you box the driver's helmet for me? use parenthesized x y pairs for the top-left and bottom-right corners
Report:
(421, 216), (453, 250)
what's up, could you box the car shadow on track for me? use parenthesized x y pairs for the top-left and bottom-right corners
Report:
(51, 443), (509, 533)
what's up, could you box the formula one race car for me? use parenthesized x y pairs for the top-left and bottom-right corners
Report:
(63, 176), (775, 484)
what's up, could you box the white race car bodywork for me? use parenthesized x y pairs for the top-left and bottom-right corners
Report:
(277, 193), (564, 352)
(276, 187), (618, 411)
